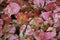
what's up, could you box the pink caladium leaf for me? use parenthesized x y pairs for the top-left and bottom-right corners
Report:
(0, 28), (3, 37)
(54, 6), (60, 13)
(33, 29), (56, 40)
(0, 0), (4, 4)
(28, 0), (33, 4)
(34, 17), (43, 27)
(41, 11), (52, 20)
(33, 30), (45, 40)
(20, 38), (23, 40)
(0, 38), (2, 40)
(53, 13), (60, 28)
(3, 2), (20, 16)
(0, 19), (3, 27)
(44, 3), (56, 11)
(46, 0), (56, 5)
(3, 24), (14, 32)
(1, 15), (12, 22)
(45, 32), (56, 39)
(33, 0), (44, 7)
(9, 26), (16, 33)
(6, 34), (18, 40)
(25, 25), (34, 36)
(20, 25), (26, 33)
(16, 13), (28, 24)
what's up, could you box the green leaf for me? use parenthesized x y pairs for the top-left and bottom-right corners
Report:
(41, 24), (45, 28)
